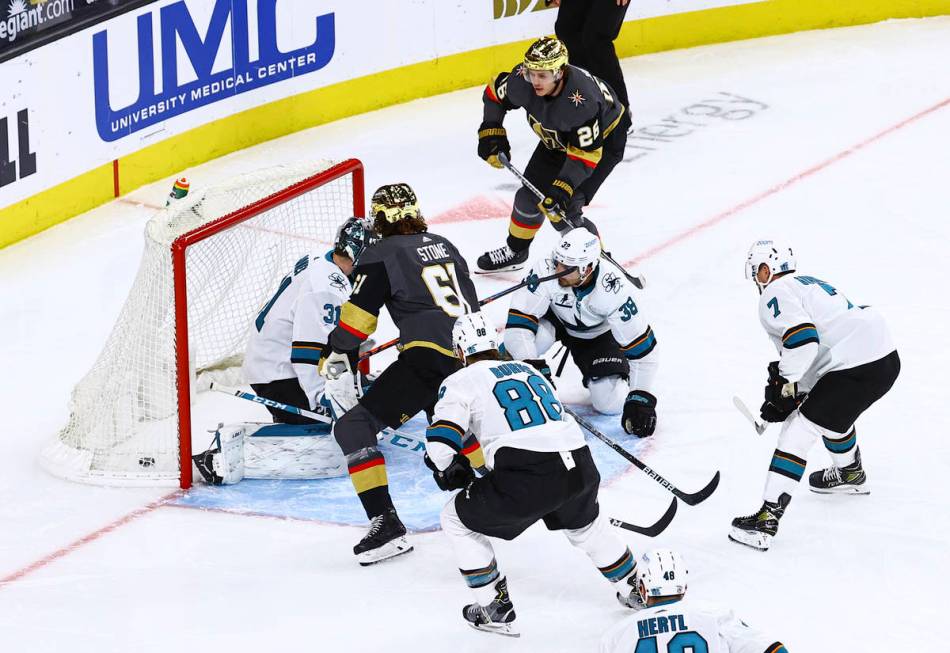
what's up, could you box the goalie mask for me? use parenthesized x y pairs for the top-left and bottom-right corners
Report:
(637, 548), (687, 604)
(745, 240), (796, 290)
(334, 217), (378, 265)
(452, 313), (498, 364)
(371, 183), (423, 225)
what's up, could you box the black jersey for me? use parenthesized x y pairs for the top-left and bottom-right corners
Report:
(483, 63), (626, 193)
(328, 232), (479, 359)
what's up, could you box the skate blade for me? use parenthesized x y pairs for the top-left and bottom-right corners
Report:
(474, 264), (525, 275)
(468, 622), (520, 638)
(810, 484), (870, 495)
(728, 529), (771, 551)
(356, 537), (413, 566)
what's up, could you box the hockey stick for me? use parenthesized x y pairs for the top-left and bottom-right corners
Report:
(732, 396), (768, 435)
(610, 498), (677, 537)
(497, 153), (645, 290)
(210, 383), (333, 423)
(357, 267), (573, 362)
(565, 407), (720, 506)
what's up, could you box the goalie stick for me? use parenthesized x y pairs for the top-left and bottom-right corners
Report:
(566, 407), (720, 506)
(732, 396), (768, 435)
(497, 153), (645, 290)
(211, 384), (668, 535)
(357, 267), (573, 362)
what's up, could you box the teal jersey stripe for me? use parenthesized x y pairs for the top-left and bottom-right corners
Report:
(506, 313), (539, 333)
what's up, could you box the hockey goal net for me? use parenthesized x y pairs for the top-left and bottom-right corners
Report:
(41, 159), (364, 488)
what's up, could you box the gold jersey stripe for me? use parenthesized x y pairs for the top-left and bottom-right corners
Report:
(340, 302), (378, 336)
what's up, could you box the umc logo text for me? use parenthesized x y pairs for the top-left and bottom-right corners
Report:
(93, 0), (335, 142)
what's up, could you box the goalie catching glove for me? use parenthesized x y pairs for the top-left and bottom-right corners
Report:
(424, 452), (475, 491)
(622, 390), (657, 438)
(477, 121), (511, 169)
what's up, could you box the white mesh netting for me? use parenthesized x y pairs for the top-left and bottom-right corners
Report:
(41, 160), (357, 486)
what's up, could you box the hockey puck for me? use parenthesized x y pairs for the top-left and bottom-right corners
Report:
(139, 456), (156, 468)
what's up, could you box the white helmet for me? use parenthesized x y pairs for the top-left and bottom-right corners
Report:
(745, 240), (795, 288)
(452, 313), (498, 363)
(637, 549), (687, 603)
(553, 228), (600, 279)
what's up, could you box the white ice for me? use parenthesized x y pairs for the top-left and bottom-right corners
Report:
(2, 17), (949, 652)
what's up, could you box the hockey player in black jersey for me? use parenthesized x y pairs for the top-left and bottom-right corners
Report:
(319, 183), (481, 566)
(475, 36), (630, 273)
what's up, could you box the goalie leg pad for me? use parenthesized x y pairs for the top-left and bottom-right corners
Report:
(244, 422), (345, 479)
(192, 424), (246, 485)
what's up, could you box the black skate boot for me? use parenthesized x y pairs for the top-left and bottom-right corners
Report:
(462, 577), (519, 637)
(809, 447), (869, 495)
(353, 508), (413, 566)
(728, 493), (791, 551)
(475, 245), (529, 274)
(616, 572), (645, 610)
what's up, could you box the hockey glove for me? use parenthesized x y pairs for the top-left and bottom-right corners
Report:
(622, 390), (657, 437)
(319, 349), (355, 380)
(424, 453), (475, 491)
(763, 361), (804, 414)
(524, 358), (555, 388)
(477, 122), (511, 169)
(759, 400), (794, 423)
(538, 180), (574, 224)
(324, 372), (359, 419)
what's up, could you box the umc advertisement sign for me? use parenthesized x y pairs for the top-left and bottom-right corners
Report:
(93, 0), (336, 141)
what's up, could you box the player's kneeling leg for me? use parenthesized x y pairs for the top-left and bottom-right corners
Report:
(243, 422), (345, 479)
(588, 376), (627, 415)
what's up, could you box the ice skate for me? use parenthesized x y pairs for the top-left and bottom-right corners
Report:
(462, 577), (519, 637)
(475, 245), (529, 274)
(353, 508), (413, 566)
(728, 493), (790, 551)
(809, 447), (869, 495)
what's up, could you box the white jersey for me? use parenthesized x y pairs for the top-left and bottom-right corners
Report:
(758, 273), (894, 390)
(425, 359), (586, 470)
(599, 599), (786, 653)
(504, 256), (657, 388)
(243, 252), (351, 408)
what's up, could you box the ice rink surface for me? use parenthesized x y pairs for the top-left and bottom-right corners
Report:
(2, 17), (949, 652)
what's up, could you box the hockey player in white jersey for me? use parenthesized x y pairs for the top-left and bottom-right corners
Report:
(426, 312), (643, 637)
(600, 549), (789, 653)
(504, 228), (659, 437)
(729, 241), (900, 551)
(242, 217), (377, 422)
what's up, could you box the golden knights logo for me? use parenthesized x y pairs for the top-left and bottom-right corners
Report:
(528, 114), (565, 151)
(493, 0), (554, 20)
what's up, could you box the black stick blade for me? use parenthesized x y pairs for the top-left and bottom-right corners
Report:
(674, 471), (720, 506)
(609, 497), (677, 537)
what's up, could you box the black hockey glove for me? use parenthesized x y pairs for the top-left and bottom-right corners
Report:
(538, 180), (574, 224)
(763, 361), (804, 415)
(477, 121), (510, 169)
(524, 358), (555, 388)
(622, 390), (657, 437)
(759, 400), (794, 423)
(424, 453), (475, 491)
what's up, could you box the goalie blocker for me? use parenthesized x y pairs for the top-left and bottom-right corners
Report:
(192, 422), (346, 485)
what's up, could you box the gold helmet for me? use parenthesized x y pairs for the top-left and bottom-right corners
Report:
(371, 183), (421, 224)
(523, 36), (569, 74)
